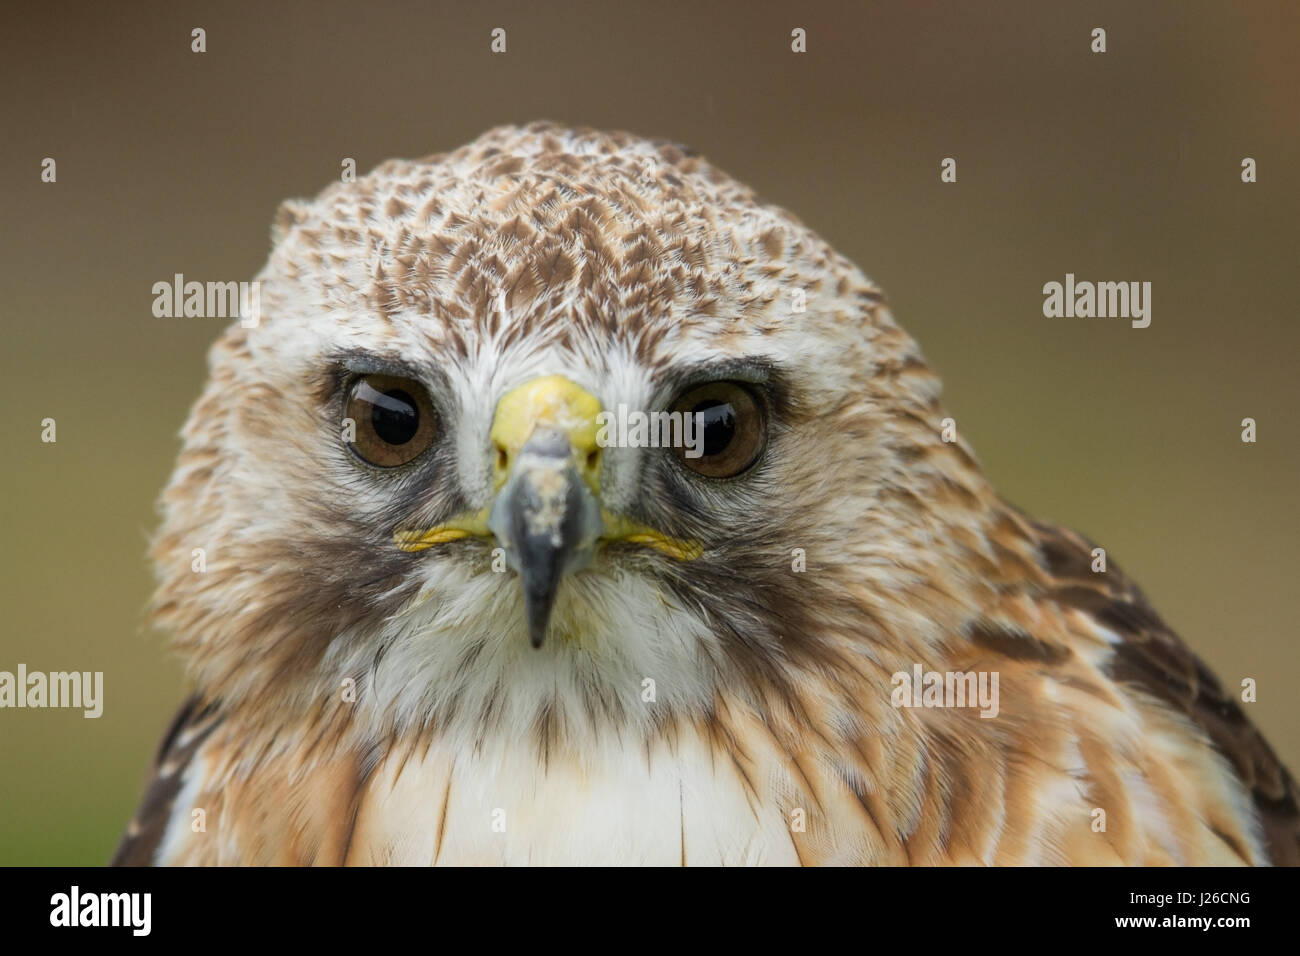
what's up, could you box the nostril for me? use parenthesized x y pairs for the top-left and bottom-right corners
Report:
(496, 446), (509, 471)
(586, 450), (600, 472)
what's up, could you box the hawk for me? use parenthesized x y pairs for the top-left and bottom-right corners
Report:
(113, 123), (1298, 866)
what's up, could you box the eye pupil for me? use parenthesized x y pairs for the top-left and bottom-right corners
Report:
(371, 389), (419, 445)
(693, 400), (736, 457)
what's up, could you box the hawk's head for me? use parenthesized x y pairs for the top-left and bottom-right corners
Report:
(155, 123), (979, 750)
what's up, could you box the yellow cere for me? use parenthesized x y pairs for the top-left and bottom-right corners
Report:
(489, 375), (603, 490)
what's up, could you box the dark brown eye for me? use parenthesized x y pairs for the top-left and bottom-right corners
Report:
(344, 374), (437, 468)
(669, 381), (766, 478)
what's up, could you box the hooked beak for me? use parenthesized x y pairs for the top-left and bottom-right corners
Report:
(488, 376), (605, 647)
(393, 375), (701, 648)
(487, 427), (603, 647)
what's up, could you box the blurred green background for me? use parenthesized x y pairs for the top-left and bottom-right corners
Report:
(2, 0), (1296, 864)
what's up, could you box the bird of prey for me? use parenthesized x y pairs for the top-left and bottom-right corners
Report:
(113, 122), (1297, 866)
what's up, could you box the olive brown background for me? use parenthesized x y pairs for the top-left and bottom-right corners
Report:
(2, 0), (1297, 863)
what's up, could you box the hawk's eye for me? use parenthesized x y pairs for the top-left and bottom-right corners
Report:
(669, 381), (765, 478)
(344, 374), (437, 468)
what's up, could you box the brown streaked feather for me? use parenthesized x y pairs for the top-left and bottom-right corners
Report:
(1029, 517), (1300, 865)
(110, 695), (222, 866)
